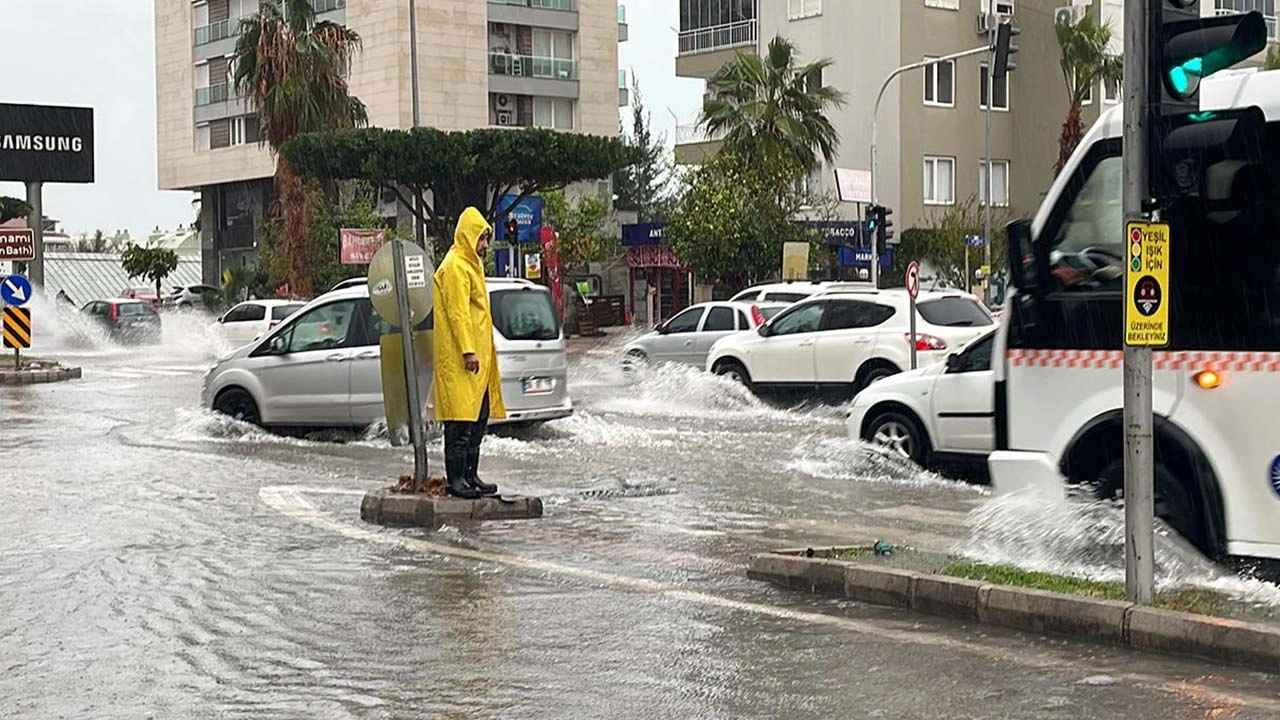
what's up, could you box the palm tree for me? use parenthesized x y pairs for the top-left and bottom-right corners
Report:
(233, 0), (368, 297)
(1055, 15), (1123, 175)
(699, 36), (846, 173)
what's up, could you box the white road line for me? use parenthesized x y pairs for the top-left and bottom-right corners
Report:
(258, 485), (1280, 709)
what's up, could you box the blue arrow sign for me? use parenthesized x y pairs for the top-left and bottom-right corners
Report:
(1, 275), (31, 307)
(964, 235), (986, 248)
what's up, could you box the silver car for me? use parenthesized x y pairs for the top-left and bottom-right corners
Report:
(202, 278), (571, 430)
(622, 301), (786, 368)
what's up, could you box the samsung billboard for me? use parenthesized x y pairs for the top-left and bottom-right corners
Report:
(0, 103), (94, 183)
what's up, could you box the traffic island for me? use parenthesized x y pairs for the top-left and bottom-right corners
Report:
(0, 358), (81, 386)
(360, 485), (543, 529)
(748, 546), (1280, 674)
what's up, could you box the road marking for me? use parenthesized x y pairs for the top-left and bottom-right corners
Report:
(259, 485), (1280, 710)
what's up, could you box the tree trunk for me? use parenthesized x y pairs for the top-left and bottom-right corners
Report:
(1055, 102), (1085, 177)
(274, 158), (313, 298)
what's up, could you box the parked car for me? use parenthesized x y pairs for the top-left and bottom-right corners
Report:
(164, 284), (223, 310)
(847, 327), (997, 468)
(217, 300), (307, 347)
(706, 289), (993, 400)
(203, 278), (572, 430)
(81, 298), (162, 344)
(622, 301), (787, 369)
(727, 281), (839, 305)
(119, 286), (160, 307)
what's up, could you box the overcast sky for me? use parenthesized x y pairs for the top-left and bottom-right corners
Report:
(0, 1), (700, 238)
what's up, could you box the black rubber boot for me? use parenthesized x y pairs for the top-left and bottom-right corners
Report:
(445, 426), (481, 500)
(466, 448), (498, 495)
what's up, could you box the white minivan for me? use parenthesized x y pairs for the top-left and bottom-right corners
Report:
(202, 278), (572, 430)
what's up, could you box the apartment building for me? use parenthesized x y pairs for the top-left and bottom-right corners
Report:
(676, 0), (1277, 233)
(156, 0), (628, 282)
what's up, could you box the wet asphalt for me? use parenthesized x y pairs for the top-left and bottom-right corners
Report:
(1, 312), (1278, 719)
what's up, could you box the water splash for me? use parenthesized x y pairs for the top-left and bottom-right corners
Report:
(787, 437), (989, 493)
(26, 289), (232, 361)
(958, 490), (1280, 607)
(592, 360), (823, 424)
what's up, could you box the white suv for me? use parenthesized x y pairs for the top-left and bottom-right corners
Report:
(706, 289), (993, 397)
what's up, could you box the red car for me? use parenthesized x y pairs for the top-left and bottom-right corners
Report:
(120, 286), (160, 307)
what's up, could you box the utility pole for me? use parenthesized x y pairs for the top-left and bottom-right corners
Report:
(409, 0), (425, 253)
(25, 182), (43, 288)
(870, 45), (990, 288)
(982, 15), (994, 303)
(1123, 0), (1155, 605)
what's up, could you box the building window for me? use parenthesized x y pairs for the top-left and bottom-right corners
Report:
(678, 0), (759, 54)
(532, 29), (576, 79)
(979, 63), (1009, 110)
(788, 0), (821, 19)
(981, 0), (1016, 15)
(979, 160), (1010, 207)
(923, 58), (955, 107)
(1078, 70), (1093, 105)
(533, 97), (574, 129)
(924, 156), (956, 205)
(1103, 72), (1121, 103)
(199, 115), (259, 151)
(1214, 0), (1278, 40)
(925, 0), (960, 9)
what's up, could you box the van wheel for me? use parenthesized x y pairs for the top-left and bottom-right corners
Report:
(1096, 460), (1204, 555)
(864, 410), (929, 465)
(214, 388), (261, 426)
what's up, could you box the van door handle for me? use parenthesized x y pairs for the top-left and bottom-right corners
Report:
(684, 340), (694, 347)
(325, 353), (348, 363)
(354, 350), (380, 360)
(799, 340), (814, 347)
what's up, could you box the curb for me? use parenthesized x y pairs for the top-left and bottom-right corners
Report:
(748, 550), (1280, 674)
(360, 489), (543, 528)
(0, 367), (82, 385)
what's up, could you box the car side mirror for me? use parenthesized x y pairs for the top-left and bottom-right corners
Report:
(945, 353), (963, 373)
(656, 323), (670, 335)
(269, 334), (290, 355)
(757, 324), (771, 338)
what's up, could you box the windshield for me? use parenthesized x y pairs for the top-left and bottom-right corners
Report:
(917, 297), (993, 327)
(272, 304), (304, 321)
(491, 289), (560, 341)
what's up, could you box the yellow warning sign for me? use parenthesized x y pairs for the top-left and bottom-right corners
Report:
(1125, 221), (1170, 347)
(3, 306), (31, 349)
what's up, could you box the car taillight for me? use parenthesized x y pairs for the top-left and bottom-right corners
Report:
(751, 304), (766, 327)
(268, 321), (279, 329)
(109, 305), (118, 322)
(904, 333), (946, 351)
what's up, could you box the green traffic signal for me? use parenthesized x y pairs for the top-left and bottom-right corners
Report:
(1164, 11), (1267, 100)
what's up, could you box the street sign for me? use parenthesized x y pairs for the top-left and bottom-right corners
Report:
(905, 261), (920, 299)
(964, 234), (986, 248)
(834, 168), (873, 204)
(3, 306), (31, 348)
(1125, 220), (1171, 347)
(339, 228), (386, 265)
(781, 242), (809, 280)
(0, 228), (35, 262)
(1, 274), (32, 306)
(368, 240), (433, 328)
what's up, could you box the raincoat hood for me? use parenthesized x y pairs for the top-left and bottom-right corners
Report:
(452, 207), (492, 267)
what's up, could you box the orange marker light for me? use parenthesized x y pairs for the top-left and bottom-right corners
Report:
(1194, 370), (1222, 390)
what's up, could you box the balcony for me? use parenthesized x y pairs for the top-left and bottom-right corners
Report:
(313, 0), (346, 14)
(618, 70), (629, 107)
(675, 19), (758, 79)
(490, 53), (576, 80)
(619, 5), (629, 42)
(194, 18), (240, 46)
(193, 0), (345, 60)
(489, 0), (576, 10)
(195, 84), (240, 107)
(673, 123), (726, 165)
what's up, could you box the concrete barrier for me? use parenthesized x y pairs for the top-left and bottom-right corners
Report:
(747, 549), (1280, 673)
(361, 489), (543, 528)
(0, 366), (81, 385)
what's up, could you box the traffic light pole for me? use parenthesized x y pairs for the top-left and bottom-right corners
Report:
(1123, 0), (1155, 605)
(870, 45), (991, 287)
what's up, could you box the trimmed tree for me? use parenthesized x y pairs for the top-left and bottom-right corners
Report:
(281, 127), (634, 256)
(121, 245), (180, 298)
(0, 197), (32, 224)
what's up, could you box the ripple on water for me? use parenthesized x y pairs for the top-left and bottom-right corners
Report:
(787, 437), (989, 493)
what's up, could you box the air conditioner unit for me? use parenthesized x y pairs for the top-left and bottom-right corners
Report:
(1054, 5), (1086, 26)
(496, 110), (516, 126)
(495, 93), (515, 110)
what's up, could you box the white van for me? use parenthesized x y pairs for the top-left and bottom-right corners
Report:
(990, 70), (1280, 563)
(202, 277), (571, 430)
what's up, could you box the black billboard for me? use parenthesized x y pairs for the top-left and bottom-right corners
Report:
(0, 103), (94, 183)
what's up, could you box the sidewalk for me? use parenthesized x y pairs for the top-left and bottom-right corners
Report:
(566, 325), (631, 358)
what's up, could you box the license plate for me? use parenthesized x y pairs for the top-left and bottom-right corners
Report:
(522, 377), (554, 395)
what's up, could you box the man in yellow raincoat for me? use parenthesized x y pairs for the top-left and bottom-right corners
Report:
(434, 207), (507, 499)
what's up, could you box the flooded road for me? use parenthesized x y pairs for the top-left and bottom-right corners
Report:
(2, 313), (1278, 718)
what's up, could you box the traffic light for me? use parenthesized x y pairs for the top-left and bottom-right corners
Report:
(992, 21), (1020, 80)
(866, 204), (894, 257)
(1149, 2), (1267, 198)
(505, 218), (520, 243)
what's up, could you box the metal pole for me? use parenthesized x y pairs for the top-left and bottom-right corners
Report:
(909, 295), (918, 370)
(392, 241), (429, 492)
(983, 18), (995, 305)
(25, 181), (43, 288)
(870, 45), (991, 289)
(1123, 0), (1155, 605)
(409, 0), (426, 253)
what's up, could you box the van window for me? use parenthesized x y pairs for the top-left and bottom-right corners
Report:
(763, 292), (808, 303)
(491, 289), (560, 341)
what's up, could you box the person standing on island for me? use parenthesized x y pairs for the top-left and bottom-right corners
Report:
(433, 207), (506, 499)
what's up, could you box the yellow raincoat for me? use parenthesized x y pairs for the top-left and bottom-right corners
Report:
(432, 207), (507, 422)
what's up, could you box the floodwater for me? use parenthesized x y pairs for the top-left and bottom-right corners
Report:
(2, 306), (1278, 718)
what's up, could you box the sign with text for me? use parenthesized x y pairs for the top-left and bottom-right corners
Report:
(0, 229), (34, 261)
(495, 194), (543, 244)
(339, 228), (386, 265)
(834, 168), (872, 204)
(782, 242), (809, 280)
(0, 103), (94, 183)
(1125, 221), (1171, 347)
